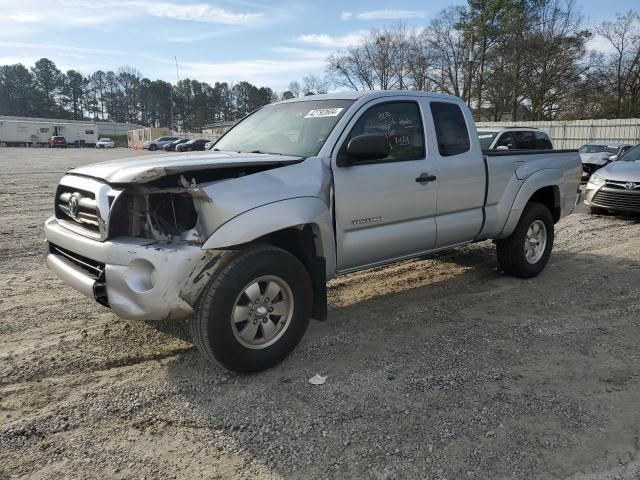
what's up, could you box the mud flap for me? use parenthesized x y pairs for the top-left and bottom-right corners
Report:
(311, 256), (327, 322)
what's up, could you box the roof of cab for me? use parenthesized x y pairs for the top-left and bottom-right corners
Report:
(274, 90), (462, 104)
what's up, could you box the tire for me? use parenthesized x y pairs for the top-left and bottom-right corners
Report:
(192, 245), (313, 372)
(149, 144), (157, 151)
(496, 202), (554, 279)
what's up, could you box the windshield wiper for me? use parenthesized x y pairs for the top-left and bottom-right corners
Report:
(237, 150), (284, 155)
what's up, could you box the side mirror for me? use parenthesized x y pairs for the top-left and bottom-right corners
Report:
(496, 145), (509, 150)
(343, 133), (390, 164)
(608, 155), (617, 161)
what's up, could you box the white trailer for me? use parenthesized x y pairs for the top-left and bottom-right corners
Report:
(0, 117), (99, 146)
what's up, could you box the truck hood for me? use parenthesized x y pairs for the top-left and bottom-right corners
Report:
(599, 161), (640, 182)
(70, 151), (303, 183)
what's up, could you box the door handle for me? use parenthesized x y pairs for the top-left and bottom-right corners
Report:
(415, 173), (437, 183)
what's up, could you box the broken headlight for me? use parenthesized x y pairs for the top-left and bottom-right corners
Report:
(109, 191), (198, 240)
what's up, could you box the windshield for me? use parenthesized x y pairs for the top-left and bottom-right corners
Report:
(579, 144), (617, 154)
(619, 145), (640, 162)
(214, 100), (354, 157)
(478, 132), (498, 150)
(99, 138), (110, 141)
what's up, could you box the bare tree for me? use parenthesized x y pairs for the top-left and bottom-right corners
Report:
(597, 10), (640, 117)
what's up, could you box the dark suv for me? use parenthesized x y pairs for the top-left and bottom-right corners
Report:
(176, 139), (209, 152)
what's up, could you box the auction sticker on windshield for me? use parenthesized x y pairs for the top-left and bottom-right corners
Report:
(305, 108), (344, 119)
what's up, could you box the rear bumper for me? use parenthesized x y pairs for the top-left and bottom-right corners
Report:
(44, 216), (222, 321)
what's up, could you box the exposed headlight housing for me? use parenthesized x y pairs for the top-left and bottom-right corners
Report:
(588, 173), (605, 186)
(109, 191), (198, 240)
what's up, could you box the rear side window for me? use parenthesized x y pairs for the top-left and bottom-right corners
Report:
(514, 131), (536, 149)
(534, 131), (552, 149)
(495, 132), (515, 149)
(347, 102), (425, 162)
(430, 102), (470, 156)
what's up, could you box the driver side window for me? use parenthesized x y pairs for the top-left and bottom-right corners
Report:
(344, 102), (425, 162)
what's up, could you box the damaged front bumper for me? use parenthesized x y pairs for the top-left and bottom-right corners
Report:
(44, 216), (223, 321)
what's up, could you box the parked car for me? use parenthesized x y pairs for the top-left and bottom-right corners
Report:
(578, 143), (633, 181)
(48, 136), (67, 148)
(584, 144), (640, 214)
(95, 138), (115, 148)
(176, 138), (209, 152)
(163, 138), (189, 152)
(143, 136), (180, 151)
(44, 91), (581, 372)
(477, 127), (552, 150)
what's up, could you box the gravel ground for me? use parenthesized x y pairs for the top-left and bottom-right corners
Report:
(2, 148), (640, 479)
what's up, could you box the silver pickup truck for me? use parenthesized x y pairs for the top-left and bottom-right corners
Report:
(44, 91), (581, 372)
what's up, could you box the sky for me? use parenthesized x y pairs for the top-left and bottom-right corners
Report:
(1, 0), (638, 92)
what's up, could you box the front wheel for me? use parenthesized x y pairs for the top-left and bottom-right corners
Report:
(149, 144), (157, 151)
(496, 202), (554, 278)
(191, 245), (312, 372)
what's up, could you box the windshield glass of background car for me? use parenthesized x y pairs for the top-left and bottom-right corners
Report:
(214, 100), (354, 157)
(478, 132), (497, 150)
(620, 145), (640, 162)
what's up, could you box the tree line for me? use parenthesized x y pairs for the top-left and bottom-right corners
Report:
(324, 1), (640, 120)
(0, 59), (277, 130)
(1, 1), (639, 127)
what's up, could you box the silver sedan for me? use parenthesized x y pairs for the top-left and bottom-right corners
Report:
(584, 145), (640, 214)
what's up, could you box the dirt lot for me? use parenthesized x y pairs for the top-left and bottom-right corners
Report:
(1, 148), (640, 479)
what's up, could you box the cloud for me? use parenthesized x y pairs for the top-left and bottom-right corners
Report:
(355, 9), (427, 20)
(1, 0), (267, 28)
(146, 2), (264, 25)
(588, 34), (616, 54)
(165, 52), (328, 90)
(340, 12), (353, 21)
(298, 32), (367, 49)
(8, 13), (39, 23)
(0, 41), (126, 57)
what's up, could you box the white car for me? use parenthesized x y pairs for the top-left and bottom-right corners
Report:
(477, 127), (552, 150)
(95, 138), (115, 148)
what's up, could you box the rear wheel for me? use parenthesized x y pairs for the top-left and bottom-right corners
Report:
(496, 202), (554, 278)
(149, 144), (157, 151)
(192, 245), (312, 372)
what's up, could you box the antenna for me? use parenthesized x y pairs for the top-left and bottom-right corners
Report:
(175, 56), (180, 83)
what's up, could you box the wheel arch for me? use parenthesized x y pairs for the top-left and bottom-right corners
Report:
(497, 170), (563, 239)
(201, 197), (335, 321)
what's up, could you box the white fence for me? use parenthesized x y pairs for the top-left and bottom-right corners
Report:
(476, 118), (640, 149)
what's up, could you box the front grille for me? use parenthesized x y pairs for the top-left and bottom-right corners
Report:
(593, 188), (640, 211)
(55, 185), (100, 235)
(604, 180), (640, 191)
(49, 243), (110, 307)
(49, 243), (104, 278)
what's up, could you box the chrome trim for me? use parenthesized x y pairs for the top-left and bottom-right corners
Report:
(56, 175), (123, 241)
(51, 245), (104, 276)
(45, 253), (97, 299)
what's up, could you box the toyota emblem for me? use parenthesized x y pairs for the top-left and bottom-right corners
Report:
(624, 182), (639, 190)
(68, 195), (80, 219)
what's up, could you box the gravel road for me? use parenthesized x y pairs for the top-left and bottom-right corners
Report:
(2, 148), (640, 479)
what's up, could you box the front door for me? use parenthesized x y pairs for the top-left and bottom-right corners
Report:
(332, 99), (439, 272)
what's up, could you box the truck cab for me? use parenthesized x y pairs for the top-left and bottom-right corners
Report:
(44, 91), (581, 372)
